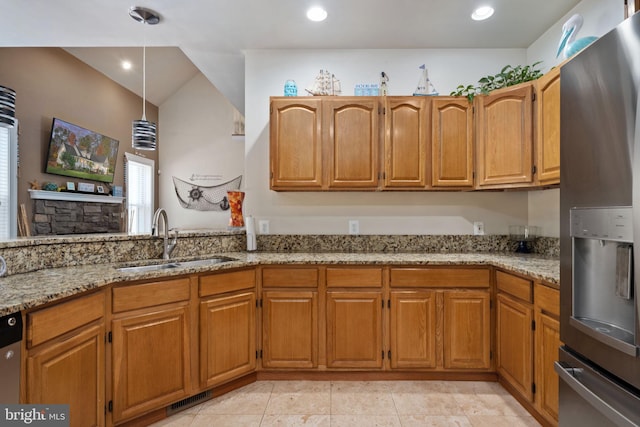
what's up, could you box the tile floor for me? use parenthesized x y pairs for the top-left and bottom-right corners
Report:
(151, 380), (542, 427)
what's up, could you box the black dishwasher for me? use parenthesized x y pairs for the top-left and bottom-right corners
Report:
(0, 311), (22, 404)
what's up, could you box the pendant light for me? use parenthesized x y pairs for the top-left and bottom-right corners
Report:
(0, 85), (16, 128)
(130, 6), (160, 150)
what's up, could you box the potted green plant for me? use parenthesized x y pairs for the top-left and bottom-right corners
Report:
(451, 61), (544, 101)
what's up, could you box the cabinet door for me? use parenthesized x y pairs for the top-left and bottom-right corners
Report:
(112, 305), (191, 423)
(535, 312), (561, 424)
(431, 97), (474, 188)
(270, 98), (323, 189)
(263, 290), (318, 368)
(390, 291), (436, 368)
(326, 291), (383, 368)
(443, 290), (491, 369)
(383, 97), (429, 188)
(325, 98), (379, 189)
(26, 323), (105, 427)
(496, 293), (533, 401)
(476, 84), (534, 187)
(200, 292), (256, 387)
(535, 68), (560, 185)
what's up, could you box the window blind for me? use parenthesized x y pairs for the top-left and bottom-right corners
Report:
(0, 124), (17, 239)
(124, 152), (154, 234)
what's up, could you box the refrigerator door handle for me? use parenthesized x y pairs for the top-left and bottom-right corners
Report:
(555, 361), (638, 427)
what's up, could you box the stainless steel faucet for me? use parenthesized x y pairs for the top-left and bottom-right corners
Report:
(152, 208), (178, 260)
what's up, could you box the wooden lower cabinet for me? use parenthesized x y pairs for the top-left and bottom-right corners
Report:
(390, 289), (491, 370)
(390, 291), (437, 368)
(534, 283), (561, 425)
(262, 290), (318, 368)
(200, 292), (256, 387)
(496, 293), (533, 401)
(26, 323), (105, 427)
(443, 290), (491, 370)
(111, 304), (191, 423)
(535, 312), (560, 423)
(24, 290), (106, 427)
(326, 291), (383, 368)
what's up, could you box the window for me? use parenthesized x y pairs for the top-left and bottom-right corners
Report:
(125, 152), (154, 234)
(0, 124), (17, 239)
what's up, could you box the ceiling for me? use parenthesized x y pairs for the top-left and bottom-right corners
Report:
(1, 0), (582, 112)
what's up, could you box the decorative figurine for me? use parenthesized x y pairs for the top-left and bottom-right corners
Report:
(380, 72), (389, 96)
(413, 64), (439, 96)
(306, 69), (342, 96)
(284, 80), (298, 96)
(557, 14), (597, 60)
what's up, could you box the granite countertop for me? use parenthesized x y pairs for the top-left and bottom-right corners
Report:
(0, 252), (559, 317)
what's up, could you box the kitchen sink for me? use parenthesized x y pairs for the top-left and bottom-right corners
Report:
(117, 256), (237, 273)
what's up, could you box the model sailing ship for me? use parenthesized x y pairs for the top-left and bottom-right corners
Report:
(306, 69), (342, 95)
(413, 64), (438, 96)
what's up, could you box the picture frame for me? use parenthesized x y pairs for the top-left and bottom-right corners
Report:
(97, 185), (105, 194)
(78, 182), (95, 193)
(66, 182), (75, 191)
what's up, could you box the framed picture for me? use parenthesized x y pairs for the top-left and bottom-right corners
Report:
(78, 182), (95, 193)
(97, 185), (105, 194)
(66, 182), (75, 191)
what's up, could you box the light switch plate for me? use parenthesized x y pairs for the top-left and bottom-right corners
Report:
(259, 220), (270, 234)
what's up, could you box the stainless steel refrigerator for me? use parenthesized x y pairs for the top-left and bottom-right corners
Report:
(559, 11), (640, 426)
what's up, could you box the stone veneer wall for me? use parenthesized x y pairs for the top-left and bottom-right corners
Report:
(32, 200), (122, 235)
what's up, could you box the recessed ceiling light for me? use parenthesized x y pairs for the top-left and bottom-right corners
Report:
(307, 6), (327, 22)
(471, 6), (494, 21)
(121, 60), (132, 70)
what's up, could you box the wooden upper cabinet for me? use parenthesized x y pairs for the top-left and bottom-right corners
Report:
(270, 98), (323, 189)
(324, 98), (380, 189)
(535, 67), (561, 185)
(476, 83), (534, 188)
(383, 97), (429, 188)
(431, 97), (474, 188)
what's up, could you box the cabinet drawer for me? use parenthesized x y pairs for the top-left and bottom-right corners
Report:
(390, 268), (490, 288)
(496, 270), (532, 303)
(27, 290), (105, 347)
(326, 267), (383, 288)
(200, 269), (255, 297)
(535, 283), (559, 317)
(262, 267), (319, 288)
(112, 278), (191, 313)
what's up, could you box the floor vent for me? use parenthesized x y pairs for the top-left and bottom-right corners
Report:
(166, 390), (213, 416)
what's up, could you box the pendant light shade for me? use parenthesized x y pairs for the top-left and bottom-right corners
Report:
(0, 85), (17, 128)
(132, 119), (157, 150)
(130, 6), (160, 150)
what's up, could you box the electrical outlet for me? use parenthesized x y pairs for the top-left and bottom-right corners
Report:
(473, 221), (485, 236)
(258, 220), (270, 234)
(349, 220), (359, 235)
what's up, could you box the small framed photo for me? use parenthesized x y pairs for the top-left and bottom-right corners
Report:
(97, 185), (105, 194)
(78, 182), (95, 193)
(66, 182), (75, 191)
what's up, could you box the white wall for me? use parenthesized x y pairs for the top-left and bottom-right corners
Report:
(158, 73), (245, 230)
(527, 0), (624, 73)
(244, 49), (532, 236)
(157, 0), (624, 237)
(525, 0), (624, 237)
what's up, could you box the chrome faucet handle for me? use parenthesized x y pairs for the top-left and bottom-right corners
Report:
(166, 228), (179, 258)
